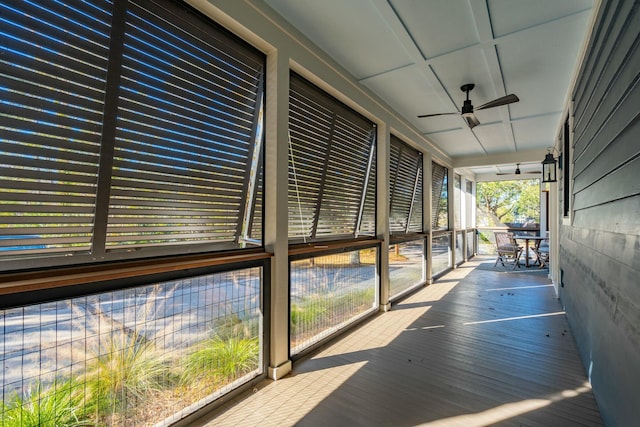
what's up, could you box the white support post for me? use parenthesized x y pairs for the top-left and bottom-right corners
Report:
(378, 125), (391, 311)
(448, 166), (456, 268)
(424, 153), (433, 284)
(265, 50), (291, 380)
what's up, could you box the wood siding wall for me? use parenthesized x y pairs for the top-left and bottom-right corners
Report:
(560, 1), (640, 425)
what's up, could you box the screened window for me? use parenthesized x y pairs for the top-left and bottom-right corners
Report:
(288, 73), (376, 243)
(432, 162), (449, 230)
(0, 0), (265, 270)
(389, 136), (423, 234)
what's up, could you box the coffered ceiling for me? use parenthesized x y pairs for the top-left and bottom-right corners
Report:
(263, 0), (596, 177)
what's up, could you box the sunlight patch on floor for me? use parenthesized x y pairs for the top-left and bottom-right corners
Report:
(485, 284), (554, 291)
(418, 382), (593, 427)
(463, 311), (566, 325)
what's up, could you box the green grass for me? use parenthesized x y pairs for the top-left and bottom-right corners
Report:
(291, 300), (328, 331)
(1, 380), (89, 427)
(181, 333), (260, 388)
(82, 331), (169, 420)
(290, 286), (376, 346)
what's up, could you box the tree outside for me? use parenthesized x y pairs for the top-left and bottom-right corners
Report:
(477, 179), (540, 227)
(476, 179), (540, 254)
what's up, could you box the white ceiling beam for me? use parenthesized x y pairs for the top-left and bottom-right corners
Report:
(452, 148), (547, 168)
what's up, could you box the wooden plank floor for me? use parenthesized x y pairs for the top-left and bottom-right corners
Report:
(197, 257), (602, 426)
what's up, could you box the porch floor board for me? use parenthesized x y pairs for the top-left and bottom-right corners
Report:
(198, 256), (602, 426)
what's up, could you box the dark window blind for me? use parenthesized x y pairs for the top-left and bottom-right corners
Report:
(107, 0), (264, 249)
(389, 136), (423, 234)
(432, 162), (448, 230)
(0, 0), (112, 256)
(288, 73), (376, 242)
(0, 0), (265, 269)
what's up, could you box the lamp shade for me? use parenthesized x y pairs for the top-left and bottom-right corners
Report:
(542, 152), (557, 183)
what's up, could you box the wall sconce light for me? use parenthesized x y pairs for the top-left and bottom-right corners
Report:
(542, 147), (558, 183)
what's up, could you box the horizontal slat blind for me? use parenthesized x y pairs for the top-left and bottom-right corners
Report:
(409, 160), (423, 232)
(0, 0), (111, 255)
(359, 145), (376, 236)
(106, 0), (264, 249)
(432, 162), (448, 230)
(288, 73), (376, 242)
(315, 115), (374, 237)
(389, 136), (423, 234)
(249, 159), (263, 241)
(0, 0), (265, 270)
(288, 77), (332, 239)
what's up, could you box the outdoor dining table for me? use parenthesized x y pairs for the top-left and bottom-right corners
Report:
(513, 235), (547, 267)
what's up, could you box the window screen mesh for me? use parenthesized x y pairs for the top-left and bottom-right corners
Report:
(0, 0), (265, 269)
(389, 136), (423, 234)
(288, 73), (376, 242)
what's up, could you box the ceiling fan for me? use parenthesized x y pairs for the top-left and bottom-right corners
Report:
(496, 163), (541, 175)
(418, 83), (519, 129)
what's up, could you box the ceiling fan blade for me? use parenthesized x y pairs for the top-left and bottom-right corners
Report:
(464, 114), (480, 129)
(496, 171), (542, 175)
(417, 112), (458, 118)
(476, 94), (519, 110)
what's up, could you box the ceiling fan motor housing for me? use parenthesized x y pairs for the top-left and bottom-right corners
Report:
(461, 99), (474, 116)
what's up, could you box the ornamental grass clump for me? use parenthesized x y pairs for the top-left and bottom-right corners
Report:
(181, 315), (260, 392)
(82, 331), (169, 420)
(1, 380), (89, 427)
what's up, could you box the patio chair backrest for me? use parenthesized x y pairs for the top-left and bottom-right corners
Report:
(495, 231), (517, 250)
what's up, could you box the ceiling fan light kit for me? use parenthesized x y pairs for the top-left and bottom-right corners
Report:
(418, 83), (519, 129)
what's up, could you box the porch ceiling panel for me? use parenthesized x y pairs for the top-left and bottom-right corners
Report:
(497, 10), (594, 120)
(264, 0), (596, 173)
(426, 128), (484, 158)
(472, 122), (515, 154)
(389, 0), (479, 59)
(362, 65), (449, 126)
(488, 0), (594, 38)
(512, 114), (562, 151)
(264, 0), (412, 79)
